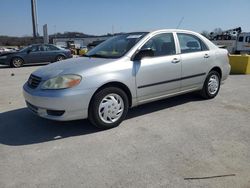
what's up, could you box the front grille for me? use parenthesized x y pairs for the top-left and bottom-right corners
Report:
(28, 74), (42, 89)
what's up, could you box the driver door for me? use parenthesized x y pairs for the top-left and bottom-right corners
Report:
(134, 32), (181, 103)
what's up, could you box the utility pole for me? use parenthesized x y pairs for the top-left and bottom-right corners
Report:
(31, 0), (38, 38)
(112, 25), (114, 35)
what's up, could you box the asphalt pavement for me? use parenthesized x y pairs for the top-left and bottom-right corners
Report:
(0, 64), (250, 188)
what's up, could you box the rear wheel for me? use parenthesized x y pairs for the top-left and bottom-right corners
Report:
(88, 87), (129, 129)
(200, 71), (221, 99)
(55, 55), (65, 62)
(10, 57), (24, 68)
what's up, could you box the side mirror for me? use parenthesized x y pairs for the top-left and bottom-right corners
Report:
(132, 48), (154, 61)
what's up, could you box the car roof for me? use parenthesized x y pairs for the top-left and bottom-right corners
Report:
(121, 29), (204, 38)
(148, 29), (200, 35)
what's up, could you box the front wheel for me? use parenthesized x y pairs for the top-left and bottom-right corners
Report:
(88, 87), (129, 129)
(10, 57), (24, 68)
(200, 71), (221, 99)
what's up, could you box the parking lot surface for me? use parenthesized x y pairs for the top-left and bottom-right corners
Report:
(0, 65), (250, 188)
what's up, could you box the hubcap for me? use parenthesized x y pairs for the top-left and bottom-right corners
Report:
(98, 93), (124, 124)
(13, 58), (22, 67)
(208, 75), (219, 95)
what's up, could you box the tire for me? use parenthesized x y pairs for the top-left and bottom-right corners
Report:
(200, 71), (221, 99)
(88, 87), (129, 129)
(55, 55), (65, 62)
(10, 57), (24, 68)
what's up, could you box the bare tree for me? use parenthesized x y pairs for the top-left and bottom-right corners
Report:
(200, 30), (210, 38)
(213, 28), (223, 35)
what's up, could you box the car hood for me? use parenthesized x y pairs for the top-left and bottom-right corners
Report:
(32, 57), (118, 80)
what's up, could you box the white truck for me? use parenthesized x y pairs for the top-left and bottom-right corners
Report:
(212, 32), (250, 54)
(235, 32), (250, 54)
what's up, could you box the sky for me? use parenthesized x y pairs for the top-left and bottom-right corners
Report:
(0, 0), (250, 37)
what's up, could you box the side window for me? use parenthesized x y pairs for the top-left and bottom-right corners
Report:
(245, 36), (250, 43)
(37, 45), (44, 51)
(141, 33), (176, 57)
(43, 45), (50, 51)
(238, 36), (244, 42)
(44, 45), (59, 51)
(30, 45), (39, 52)
(177, 33), (207, 53)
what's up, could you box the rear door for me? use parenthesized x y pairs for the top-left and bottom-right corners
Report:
(135, 32), (181, 103)
(41, 44), (60, 62)
(177, 33), (209, 91)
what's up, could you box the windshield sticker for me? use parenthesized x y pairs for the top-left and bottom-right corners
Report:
(127, 35), (142, 39)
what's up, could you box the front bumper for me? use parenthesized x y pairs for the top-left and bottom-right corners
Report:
(0, 58), (9, 65)
(23, 83), (95, 121)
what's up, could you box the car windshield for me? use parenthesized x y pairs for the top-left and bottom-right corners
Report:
(85, 32), (148, 59)
(19, 45), (32, 52)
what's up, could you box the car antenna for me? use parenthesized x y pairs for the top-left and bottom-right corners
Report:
(176, 16), (184, 29)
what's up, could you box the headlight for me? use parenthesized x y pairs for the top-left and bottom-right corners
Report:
(42, 74), (82, 89)
(0, 56), (7, 59)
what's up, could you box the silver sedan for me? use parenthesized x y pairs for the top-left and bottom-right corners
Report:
(23, 29), (231, 129)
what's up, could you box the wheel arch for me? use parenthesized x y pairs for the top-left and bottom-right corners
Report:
(57, 53), (66, 57)
(90, 81), (133, 108)
(209, 66), (222, 79)
(11, 56), (25, 63)
(55, 54), (66, 60)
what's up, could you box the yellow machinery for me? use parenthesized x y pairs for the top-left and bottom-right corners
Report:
(229, 55), (250, 74)
(79, 47), (88, 55)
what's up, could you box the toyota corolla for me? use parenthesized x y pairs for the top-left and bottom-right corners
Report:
(23, 29), (230, 129)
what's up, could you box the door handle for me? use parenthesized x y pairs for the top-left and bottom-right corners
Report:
(172, 58), (180, 63)
(204, 54), (210, 58)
